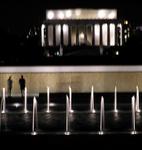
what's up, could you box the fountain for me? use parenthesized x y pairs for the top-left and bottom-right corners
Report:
(0, 99), (2, 131)
(69, 86), (73, 113)
(1, 88), (6, 114)
(99, 96), (105, 135)
(31, 97), (38, 135)
(90, 86), (95, 113)
(24, 87), (28, 113)
(46, 86), (50, 113)
(114, 86), (118, 113)
(136, 86), (141, 113)
(65, 95), (70, 135)
(131, 96), (136, 134)
(59, 44), (63, 56)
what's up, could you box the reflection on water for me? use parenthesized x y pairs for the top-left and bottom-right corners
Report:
(1, 102), (142, 135)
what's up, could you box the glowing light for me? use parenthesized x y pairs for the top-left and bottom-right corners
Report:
(13, 103), (21, 108)
(124, 30), (127, 33)
(24, 87), (28, 113)
(131, 96), (136, 135)
(1, 88), (6, 114)
(131, 131), (137, 135)
(47, 11), (54, 19)
(136, 86), (141, 113)
(46, 86), (50, 113)
(108, 11), (116, 19)
(124, 20), (128, 25)
(46, 9), (117, 20)
(79, 32), (85, 39)
(98, 10), (106, 19)
(58, 11), (64, 19)
(65, 10), (72, 18)
(99, 96), (105, 135)
(90, 86), (96, 113)
(110, 24), (115, 46)
(64, 132), (70, 135)
(99, 131), (104, 135)
(75, 9), (81, 16)
(41, 24), (46, 47)
(124, 35), (127, 39)
(116, 51), (119, 56)
(63, 24), (68, 32)
(49, 103), (56, 106)
(102, 24), (108, 46)
(31, 132), (37, 135)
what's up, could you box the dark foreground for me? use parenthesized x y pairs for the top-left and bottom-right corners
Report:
(0, 92), (142, 148)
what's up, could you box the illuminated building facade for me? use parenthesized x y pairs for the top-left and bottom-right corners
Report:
(41, 9), (130, 49)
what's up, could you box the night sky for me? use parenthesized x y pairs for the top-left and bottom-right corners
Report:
(0, 0), (141, 36)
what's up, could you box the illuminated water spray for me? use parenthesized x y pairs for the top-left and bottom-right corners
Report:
(59, 44), (63, 56)
(114, 86), (118, 113)
(136, 86), (141, 113)
(24, 87), (28, 113)
(90, 86), (95, 113)
(69, 86), (73, 113)
(0, 106), (1, 131)
(1, 88), (6, 114)
(31, 97), (38, 135)
(99, 96), (105, 135)
(131, 96), (136, 134)
(65, 95), (70, 135)
(46, 86), (50, 113)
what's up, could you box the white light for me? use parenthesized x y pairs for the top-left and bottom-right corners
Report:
(79, 32), (85, 39)
(57, 25), (61, 32)
(47, 11), (54, 20)
(99, 131), (104, 135)
(31, 132), (37, 135)
(98, 10), (106, 19)
(41, 24), (46, 47)
(131, 131), (137, 135)
(110, 24), (115, 46)
(65, 10), (72, 18)
(75, 9), (81, 16)
(124, 35), (127, 39)
(58, 11), (64, 19)
(108, 11), (116, 19)
(102, 24), (108, 46)
(63, 24), (68, 32)
(124, 20), (128, 25)
(64, 132), (70, 135)
(116, 51), (119, 55)
(13, 103), (21, 108)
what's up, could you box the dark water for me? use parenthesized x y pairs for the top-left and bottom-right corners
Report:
(1, 102), (142, 135)
(1, 93), (142, 148)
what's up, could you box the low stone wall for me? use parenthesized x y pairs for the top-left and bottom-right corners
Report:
(0, 72), (142, 96)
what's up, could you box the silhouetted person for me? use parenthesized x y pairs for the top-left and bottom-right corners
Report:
(19, 75), (25, 97)
(7, 76), (13, 97)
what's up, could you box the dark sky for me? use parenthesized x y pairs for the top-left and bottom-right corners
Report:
(0, 0), (141, 36)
